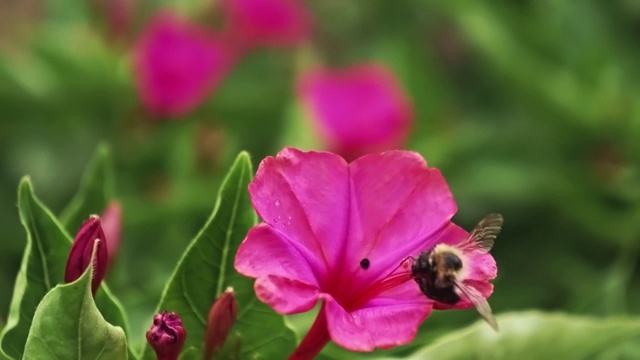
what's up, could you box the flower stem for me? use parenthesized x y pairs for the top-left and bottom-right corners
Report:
(288, 306), (331, 360)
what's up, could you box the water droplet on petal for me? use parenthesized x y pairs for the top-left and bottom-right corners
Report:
(274, 200), (281, 207)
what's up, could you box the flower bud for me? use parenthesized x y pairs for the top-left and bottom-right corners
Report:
(64, 215), (108, 296)
(204, 288), (237, 359)
(101, 201), (122, 269)
(146, 311), (187, 360)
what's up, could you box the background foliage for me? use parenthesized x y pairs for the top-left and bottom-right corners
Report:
(1, 0), (640, 358)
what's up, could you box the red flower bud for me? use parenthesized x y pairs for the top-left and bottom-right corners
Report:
(64, 215), (108, 296)
(204, 288), (237, 359)
(146, 311), (187, 360)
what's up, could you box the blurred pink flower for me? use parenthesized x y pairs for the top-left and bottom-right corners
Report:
(134, 11), (236, 118)
(298, 64), (413, 161)
(235, 148), (496, 356)
(222, 0), (312, 49)
(101, 201), (122, 269)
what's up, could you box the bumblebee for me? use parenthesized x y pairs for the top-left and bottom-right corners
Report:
(411, 213), (503, 330)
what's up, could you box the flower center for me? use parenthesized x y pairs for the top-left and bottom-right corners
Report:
(334, 259), (413, 312)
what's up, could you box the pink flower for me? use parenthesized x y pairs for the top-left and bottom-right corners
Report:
(297, 63), (413, 161)
(221, 0), (312, 49)
(133, 11), (236, 118)
(101, 201), (122, 269)
(234, 148), (496, 356)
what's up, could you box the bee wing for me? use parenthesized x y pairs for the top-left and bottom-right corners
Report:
(454, 281), (498, 331)
(460, 213), (503, 252)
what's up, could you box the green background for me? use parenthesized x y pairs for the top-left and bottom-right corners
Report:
(1, 0), (640, 358)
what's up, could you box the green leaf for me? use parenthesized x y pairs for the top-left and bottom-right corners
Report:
(23, 240), (127, 359)
(95, 285), (136, 359)
(0, 178), (131, 360)
(0, 178), (74, 359)
(59, 143), (115, 233)
(404, 311), (640, 360)
(140, 152), (297, 359)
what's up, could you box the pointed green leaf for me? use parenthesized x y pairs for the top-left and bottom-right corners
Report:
(23, 241), (127, 359)
(404, 311), (640, 360)
(59, 143), (115, 232)
(0, 178), (74, 359)
(0, 178), (131, 360)
(140, 152), (297, 359)
(95, 285), (136, 359)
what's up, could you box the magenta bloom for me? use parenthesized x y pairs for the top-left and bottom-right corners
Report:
(64, 216), (108, 296)
(297, 63), (413, 161)
(221, 0), (312, 49)
(134, 11), (236, 118)
(235, 148), (496, 355)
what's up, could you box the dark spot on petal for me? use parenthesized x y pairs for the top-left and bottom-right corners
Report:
(360, 258), (370, 269)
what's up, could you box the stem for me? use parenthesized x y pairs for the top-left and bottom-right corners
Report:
(288, 306), (331, 360)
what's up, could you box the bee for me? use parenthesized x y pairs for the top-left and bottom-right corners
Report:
(411, 213), (503, 330)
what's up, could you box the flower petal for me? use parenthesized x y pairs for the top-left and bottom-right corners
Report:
(248, 148), (350, 283)
(341, 151), (457, 293)
(255, 275), (319, 314)
(428, 221), (468, 246)
(235, 224), (322, 314)
(323, 290), (431, 351)
(235, 224), (318, 285)
(467, 251), (497, 281)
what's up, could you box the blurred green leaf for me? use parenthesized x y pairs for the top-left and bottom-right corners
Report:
(59, 143), (115, 232)
(23, 242), (127, 359)
(0, 178), (131, 360)
(402, 311), (640, 360)
(140, 152), (297, 359)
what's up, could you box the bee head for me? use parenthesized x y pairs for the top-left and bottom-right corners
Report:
(411, 251), (433, 276)
(442, 251), (463, 271)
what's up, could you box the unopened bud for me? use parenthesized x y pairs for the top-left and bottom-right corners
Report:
(204, 287), (237, 359)
(101, 201), (122, 269)
(64, 215), (108, 296)
(146, 311), (187, 360)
